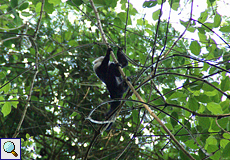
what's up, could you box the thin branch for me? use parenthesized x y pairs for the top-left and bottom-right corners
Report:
(192, 18), (230, 48)
(33, 0), (45, 39)
(215, 118), (230, 135)
(13, 40), (39, 138)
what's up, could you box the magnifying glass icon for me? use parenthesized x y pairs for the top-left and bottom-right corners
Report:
(3, 141), (18, 157)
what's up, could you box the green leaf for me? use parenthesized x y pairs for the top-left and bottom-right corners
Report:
(221, 99), (230, 111)
(137, 18), (143, 25)
(189, 81), (203, 91)
(218, 118), (228, 129)
(26, 133), (30, 139)
(188, 96), (199, 111)
(198, 32), (207, 43)
(213, 48), (223, 58)
(187, 27), (196, 32)
(198, 27), (205, 34)
(184, 139), (199, 149)
(180, 20), (190, 28)
(212, 150), (221, 160)
(70, 112), (78, 117)
(168, 91), (187, 100)
(0, 82), (11, 93)
(198, 117), (210, 129)
(129, 4), (138, 15)
(209, 66), (219, 74)
(132, 110), (138, 124)
(143, 1), (157, 8)
(220, 26), (230, 33)
(68, 40), (77, 46)
(44, 0), (54, 14)
(198, 104), (205, 113)
(208, 0), (216, 3)
(207, 102), (223, 114)
(1, 102), (11, 117)
(198, 10), (208, 23)
(189, 41), (201, 55)
(221, 76), (230, 91)
(19, 2), (29, 10)
(0, 96), (5, 105)
(67, 0), (82, 6)
(171, 2), (179, 11)
(214, 13), (221, 28)
(105, 0), (117, 8)
(203, 22), (213, 30)
(11, 0), (18, 8)
(223, 133), (230, 139)
(10, 97), (19, 108)
(48, 0), (61, 5)
(21, 11), (31, 17)
(223, 52), (230, 70)
(170, 112), (178, 127)
(0, 4), (8, 10)
(223, 142), (230, 158)
(206, 144), (218, 153)
(206, 136), (217, 145)
(0, 71), (6, 80)
(35, 2), (42, 13)
(220, 139), (229, 148)
(117, 12), (131, 25)
(65, 31), (72, 41)
(152, 9), (161, 21)
(195, 94), (211, 103)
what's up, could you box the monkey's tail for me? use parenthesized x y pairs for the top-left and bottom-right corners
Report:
(104, 101), (120, 130)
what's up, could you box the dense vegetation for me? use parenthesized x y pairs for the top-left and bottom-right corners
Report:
(0, 0), (230, 159)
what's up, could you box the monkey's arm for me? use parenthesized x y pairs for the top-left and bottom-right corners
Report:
(100, 48), (113, 68)
(117, 48), (128, 68)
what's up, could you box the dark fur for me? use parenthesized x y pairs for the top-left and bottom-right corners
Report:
(94, 48), (129, 129)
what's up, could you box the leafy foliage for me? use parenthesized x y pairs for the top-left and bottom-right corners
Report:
(0, 0), (230, 159)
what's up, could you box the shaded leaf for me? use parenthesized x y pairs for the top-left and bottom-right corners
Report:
(221, 76), (230, 91)
(10, 97), (18, 108)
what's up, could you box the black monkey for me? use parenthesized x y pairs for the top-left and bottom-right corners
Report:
(93, 48), (129, 129)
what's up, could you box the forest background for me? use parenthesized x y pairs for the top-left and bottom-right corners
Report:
(0, 0), (230, 159)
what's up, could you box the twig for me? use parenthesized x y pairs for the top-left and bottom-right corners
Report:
(215, 118), (230, 135)
(34, 0), (45, 39)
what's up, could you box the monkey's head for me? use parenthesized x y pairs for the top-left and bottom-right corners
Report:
(93, 56), (104, 72)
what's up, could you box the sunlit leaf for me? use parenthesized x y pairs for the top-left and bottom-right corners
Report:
(198, 10), (208, 23)
(214, 13), (221, 28)
(207, 102), (223, 114)
(220, 26), (230, 33)
(1, 102), (11, 117)
(152, 9), (161, 20)
(189, 41), (201, 55)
